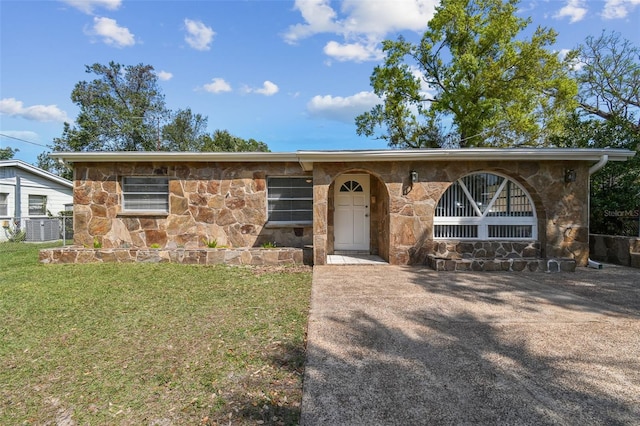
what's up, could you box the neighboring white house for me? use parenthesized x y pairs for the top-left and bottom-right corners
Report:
(0, 160), (73, 242)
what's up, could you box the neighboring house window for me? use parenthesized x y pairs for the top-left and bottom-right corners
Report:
(434, 172), (537, 240)
(28, 195), (47, 216)
(267, 177), (313, 224)
(122, 177), (169, 212)
(0, 193), (8, 216)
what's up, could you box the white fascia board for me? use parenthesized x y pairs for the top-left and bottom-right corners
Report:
(50, 148), (635, 173)
(295, 148), (636, 171)
(49, 151), (300, 164)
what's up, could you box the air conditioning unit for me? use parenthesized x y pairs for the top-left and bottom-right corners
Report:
(25, 219), (61, 242)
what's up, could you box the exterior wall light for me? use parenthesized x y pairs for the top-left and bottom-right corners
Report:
(410, 170), (418, 183)
(565, 169), (576, 183)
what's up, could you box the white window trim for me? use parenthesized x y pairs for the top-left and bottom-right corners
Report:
(28, 194), (47, 216)
(434, 172), (537, 240)
(0, 193), (8, 217)
(121, 176), (169, 214)
(266, 176), (313, 226)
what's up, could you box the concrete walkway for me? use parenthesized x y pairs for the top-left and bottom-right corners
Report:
(301, 264), (640, 425)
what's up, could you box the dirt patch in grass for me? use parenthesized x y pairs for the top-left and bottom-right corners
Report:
(0, 242), (312, 425)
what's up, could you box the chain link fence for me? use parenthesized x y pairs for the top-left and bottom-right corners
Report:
(1, 214), (73, 245)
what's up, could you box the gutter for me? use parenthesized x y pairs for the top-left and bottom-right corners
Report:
(588, 154), (609, 175)
(587, 154), (609, 269)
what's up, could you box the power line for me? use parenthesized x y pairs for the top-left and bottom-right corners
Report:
(0, 133), (49, 148)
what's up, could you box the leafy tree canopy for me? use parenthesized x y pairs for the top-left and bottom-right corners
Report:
(0, 147), (17, 160)
(356, 0), (577, 148)
(56, 61), (168, 152)
(552, 112), (640, 235)
(159, 110), (269, 152)
(39, 62), (269, 176)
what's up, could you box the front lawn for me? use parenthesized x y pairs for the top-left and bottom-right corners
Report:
(0, 242), (312, 425)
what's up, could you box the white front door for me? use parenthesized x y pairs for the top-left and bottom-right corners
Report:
(334, 174), (370, 251)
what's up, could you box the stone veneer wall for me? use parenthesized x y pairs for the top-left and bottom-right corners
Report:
(589, 234), (640, 268)
(313, 160), (590, 266)
(40, 247), (309, 266)
(72, 162), (312, 250)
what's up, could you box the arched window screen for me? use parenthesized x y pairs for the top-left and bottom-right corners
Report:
(434, 173), (537, 240)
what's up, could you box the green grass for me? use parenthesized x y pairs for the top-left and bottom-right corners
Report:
(0, 242), (312, 425)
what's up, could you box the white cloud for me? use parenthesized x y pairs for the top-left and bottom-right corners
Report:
(157, 70), (173, 81)
(203, 78), (232, 94)
(602, 0), (640, 19)
(87, 17), (136, 47)
(340, 0), (437, 36)
(284, 0), (341, 44)
(324, 40), (383, 62)
(244, 81), (280, 96)
(307, 91), (380, 122)
(284, 0), (437, 62)
(61, 0), (121, 15)
(184, 19), (215, 51)
(554, 0), (588, 23)
(0, 98), (69, 123)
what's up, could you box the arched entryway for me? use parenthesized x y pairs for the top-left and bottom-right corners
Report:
(327, 171), (390, 261)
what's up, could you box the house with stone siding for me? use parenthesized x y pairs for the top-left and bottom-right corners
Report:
(44, 148), (635, 270)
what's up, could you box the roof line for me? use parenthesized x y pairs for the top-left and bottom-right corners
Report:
(49, 148), (636, 172)
(0, 159), (73, 188)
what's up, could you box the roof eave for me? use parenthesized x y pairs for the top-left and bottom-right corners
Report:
(49, 148), (636, 173)
(0, 159), (73, 188)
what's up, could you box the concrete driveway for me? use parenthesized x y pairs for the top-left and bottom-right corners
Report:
(300, 264), (640, 425)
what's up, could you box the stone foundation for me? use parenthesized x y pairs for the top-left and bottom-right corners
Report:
(39, 247), (308, 266)
(426, 255), (576, 272)
(425, 240), (576, 272)
(430, 241), (541, 259)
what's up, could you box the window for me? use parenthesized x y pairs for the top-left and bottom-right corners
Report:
(0, 193), (8, 216)
(267, 177), (313, 224)
(434, 173), (537, 240)
(339, 180), (363, 192)
(122, 177), (169, 212)
(28, 195), (47, 216)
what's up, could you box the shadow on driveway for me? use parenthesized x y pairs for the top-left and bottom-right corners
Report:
(301, 265), (640, 425)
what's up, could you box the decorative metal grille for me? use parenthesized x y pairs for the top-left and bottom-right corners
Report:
(434, 173), (537, 240)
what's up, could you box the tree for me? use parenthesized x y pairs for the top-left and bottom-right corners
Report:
(552, 113), (640, 235)
(161, 108), (209, 152)
(356, 0), (577, 148)
(52, 61), (168, 152)
(575, 31), (640, 134)
(161, 112), (269, 152)
(39, 61), (270, 177)
(201, 130), (270, 152)
(36, 151), (72, 181)
(0, 147), (17, 160)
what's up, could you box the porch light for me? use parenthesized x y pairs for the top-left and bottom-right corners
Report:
(410, 170), (418, 183)
(564, 169), (576, 183)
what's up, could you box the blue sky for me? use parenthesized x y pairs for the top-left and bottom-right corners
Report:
(1, 0), (639, 165)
